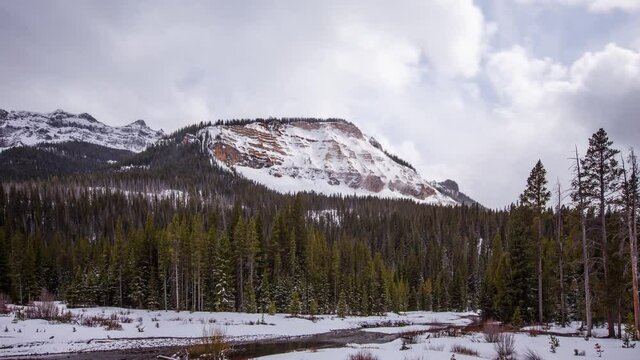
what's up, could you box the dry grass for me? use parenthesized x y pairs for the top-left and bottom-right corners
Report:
(189, 326), (230, 360)
(400, 330), (422, 344)
(494, 332), (516, 360)
(0, 293), (10, 314)
(451, 344), (479, 356)
(79, 315), (122, 330)
(522, 348), (545, 360)
(19, 290), (72, 323)
(347, 351), (379, 360)
(483, 321), (503, 343)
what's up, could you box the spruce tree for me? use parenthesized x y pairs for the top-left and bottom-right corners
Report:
(337, 290), (348, 318)
(520, 160), (551, 324)
(506, 206), (535, 324)
(0, 227), (10, 295)
(581, 128), (622, 337)
(289, 289), (301, 316)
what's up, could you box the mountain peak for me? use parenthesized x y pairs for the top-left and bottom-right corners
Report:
(127, 119), (148, 127)
(0, 108), (163, 152)
(198, 119), (458, 205)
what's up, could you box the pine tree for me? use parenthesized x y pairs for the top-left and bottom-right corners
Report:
(520, 160), (551, 324)
(337, 290), (348, 318)
(289, 289), (301, 316)
(0, 228), (10, 295)
(213, 234), (235, 311)
(506, 206), (535, 324)
(581, 128), (622, 337)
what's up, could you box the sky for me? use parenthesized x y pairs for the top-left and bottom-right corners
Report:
(1, 0), (639, 208)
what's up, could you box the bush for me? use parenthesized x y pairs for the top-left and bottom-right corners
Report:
(523, 348), (544, 360)
(267, 301), (277, 316)
(189, 326), (230, 360)
(347, 351), (379, 360)
(494, 332), (516, 360)
(511, 307), (523, 328)
(0, 293), (10, 314)
(400, 330), (420, 345)
(549, 335), (559, 353)
(104, 319), (123, 331)
(624, 312), (638, 340)
(451, 344), (479, 356)
(483, 322), (501, 343)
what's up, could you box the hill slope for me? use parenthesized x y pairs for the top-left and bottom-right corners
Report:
(198, 119), (463, 205)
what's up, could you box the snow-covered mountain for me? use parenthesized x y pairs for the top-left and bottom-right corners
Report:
(197, 119), (461, 205)
(0, 108), (164, 152)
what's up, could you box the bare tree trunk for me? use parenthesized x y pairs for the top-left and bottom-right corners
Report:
(163, 274), (167, 311)
(119, 269), (123, 307)
(175, 262), (179, 310)
(237, 258), (244, 311)
(556, 182), (566, 327)
(538, 217), (544, 324)
(575, 147), (592, 336)
(599, 155), (615, 338)
(581, 213), (592, 337)
(618, 298), (622, 339)
(623, 151), (640, 339)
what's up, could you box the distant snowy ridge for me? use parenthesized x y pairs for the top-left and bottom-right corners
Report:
(197, 119), (458, 205)
(0, 108), (164, 152)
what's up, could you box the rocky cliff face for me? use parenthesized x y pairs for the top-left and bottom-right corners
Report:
(198, 119), (458, 205)
(0, 109), (164, 152)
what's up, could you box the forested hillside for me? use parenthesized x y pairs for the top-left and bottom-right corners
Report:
(0, 126), (638, 339)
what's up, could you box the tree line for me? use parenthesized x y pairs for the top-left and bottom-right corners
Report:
(0, 127), (638, 339)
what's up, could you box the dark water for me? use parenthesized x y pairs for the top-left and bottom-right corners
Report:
(228, 339), (343, 359)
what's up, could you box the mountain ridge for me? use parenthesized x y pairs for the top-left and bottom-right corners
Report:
(0, 108), (164, 153)
(196, 118), (476, 206)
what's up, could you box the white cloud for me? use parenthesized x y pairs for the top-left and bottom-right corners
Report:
(484, 43), (640, 205)
(2, 0), (639, 208)
(516, 0), (640, 12)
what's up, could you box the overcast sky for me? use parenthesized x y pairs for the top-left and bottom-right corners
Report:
(1, 0), (639, 208)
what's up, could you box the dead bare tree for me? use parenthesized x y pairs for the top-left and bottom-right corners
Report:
(572, 146), (592, 336)
(621, 149), (640, 339)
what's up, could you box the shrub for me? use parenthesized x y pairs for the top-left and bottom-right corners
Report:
(494, 332), (516, 360)
(451, 344), (479, 356)
(103, 319), (123, 331)
(268, 301), (277, 316)
(483, 321), (501, 343)
(624, 312), (638, 341)
(400, 330), (420, 345)
(523, 348), (544, 360)
(511, 307), (523, 328)
(189, 326), (230, 360)
(549, 335), (559, 353)
(347, 351), (379, 360)
(20, 292), (72, 323)
(0, 293), (10, 314)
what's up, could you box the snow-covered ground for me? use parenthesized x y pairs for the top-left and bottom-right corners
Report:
(0, 304), (471, 357)
(259, 333), (639, 360)
(1, 303), (638, 359)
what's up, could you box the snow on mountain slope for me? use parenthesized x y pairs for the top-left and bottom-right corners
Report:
(0, 108), (164, 152)
(198, 119), (458, 205)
